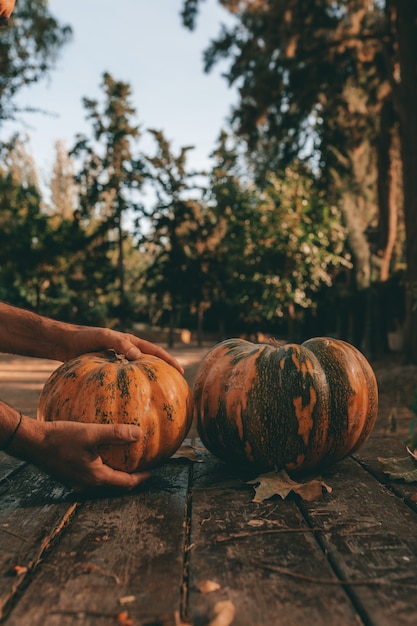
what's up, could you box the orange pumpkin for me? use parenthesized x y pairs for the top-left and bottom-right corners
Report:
(37, 350), (193, 472)
(193, 337), (378, 473)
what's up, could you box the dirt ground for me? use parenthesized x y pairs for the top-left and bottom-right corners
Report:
(0, 343), (416, 445)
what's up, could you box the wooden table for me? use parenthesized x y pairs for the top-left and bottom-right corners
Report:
(1, 432), (417, 626)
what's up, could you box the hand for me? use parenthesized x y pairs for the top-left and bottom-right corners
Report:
(0, 0), (15, 18)
(62, 327), (184, 374)
(11, 417), (151, 493)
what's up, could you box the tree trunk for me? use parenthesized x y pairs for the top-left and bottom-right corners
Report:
(377, 100), (399, 284)
(374, 99), (401, 357)
(168, 309), (175, 348)
(339, 192), (372, 351)
(196, 303), (203, 347)
(116, 215), (126, 325)
(391, 0), (417, 362)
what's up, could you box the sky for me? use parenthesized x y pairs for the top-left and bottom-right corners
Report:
(8, 0), (237, 188)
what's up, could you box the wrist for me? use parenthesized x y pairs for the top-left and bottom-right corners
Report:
(2, 411), (23, 451)
(1, 412), (47, 463)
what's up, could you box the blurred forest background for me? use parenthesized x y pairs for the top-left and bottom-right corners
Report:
(1, 0), (416, 362)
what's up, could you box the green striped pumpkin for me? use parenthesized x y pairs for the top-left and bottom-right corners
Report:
(193, 337), (378, 473)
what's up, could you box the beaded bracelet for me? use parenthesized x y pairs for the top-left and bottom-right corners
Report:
(3, 412), (23, 452)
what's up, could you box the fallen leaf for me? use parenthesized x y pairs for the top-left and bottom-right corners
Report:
(406, 446), (417, 461)
(117, 612), (133, 626)
(119, 595), (135, 605)
(247, 519), (264, 527)
(196, 579), (221, 593)
(378, 456), (417, 482)
(247, 469), (332, 502)
(172, 444), (203, 462)
(208, 600), (236, 626)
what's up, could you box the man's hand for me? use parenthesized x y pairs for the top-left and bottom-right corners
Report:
(63, 327), (184, 374)
(9, 417), (152, 493)
(0, 302), (183, 374)
(0, 0), (15, 19)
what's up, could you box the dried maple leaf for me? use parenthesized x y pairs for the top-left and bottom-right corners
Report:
(378, 455), (417, 482)
(247, 469), (332, 502)
(171, 444), (203, 462)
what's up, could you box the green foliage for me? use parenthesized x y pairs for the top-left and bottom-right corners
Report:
(70, 72), (145, 325)
(180, 0), (417, 358)
(167, 131), (352, 335)
(248, 166), (351, 320)
(182, 1), (387, 170)
(1, 0), (412, 348)
(0, 0), (72, 122)
(140, 129), (208, 337)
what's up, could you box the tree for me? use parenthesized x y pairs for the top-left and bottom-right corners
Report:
(0, 0), (71, 123)
(49, 140), (79, 221)
(0, 138), (65, 311)
(386, 1), (417, 362)
(202, 131), (262, 336)
(140, 129), (206, 345)
(201, 132), (350, 339)
(182, 0), (413, 357)
(70, 72), (145, 326)
(258, 166), (351, 339)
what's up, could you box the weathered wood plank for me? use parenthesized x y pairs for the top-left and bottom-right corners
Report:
(186, 450), (362, 626)
(0, 464), (77, 620)
(3, 460), (192, 626)
(0, 452), (25, 482)
(353, 434), (417, 510)
(301, 453), (417, 626)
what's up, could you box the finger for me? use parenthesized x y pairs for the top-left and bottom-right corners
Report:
(0, 0), (15, 18)
(89, 423), (141, 447)
(73, 467), (151, 493)
(126, 339), (184, 374)
(98, 466), (152, 490)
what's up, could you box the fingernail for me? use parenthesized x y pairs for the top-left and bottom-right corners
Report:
(126, 347), (141, 360)
(130, 425), (141, 440)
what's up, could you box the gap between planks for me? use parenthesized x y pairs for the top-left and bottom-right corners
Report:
(0, 501), (81, 621)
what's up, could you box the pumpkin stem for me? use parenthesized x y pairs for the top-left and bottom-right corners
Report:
(268, 338), (287, 348)
(103, 349), (126, 362)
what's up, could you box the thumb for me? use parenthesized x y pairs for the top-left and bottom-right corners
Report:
(90, 423), (141, 447)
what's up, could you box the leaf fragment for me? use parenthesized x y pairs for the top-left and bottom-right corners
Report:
(117, 611), (133, 626)
(119, 595), (135, 605)
(172, 444), (203, 462)
(196, 579), (221, 593)
(406, 446), (417, 461)
(247, 469), (332, 502)
(378, 455), (417, 483)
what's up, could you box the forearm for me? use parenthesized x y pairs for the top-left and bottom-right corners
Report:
(0, 301), (183, 372)
(0, 301), (74, 361)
